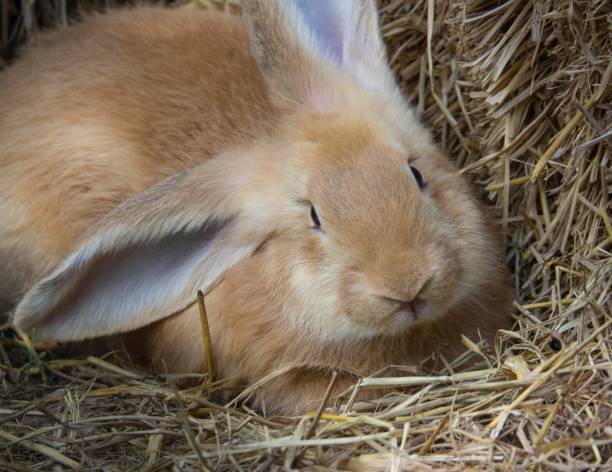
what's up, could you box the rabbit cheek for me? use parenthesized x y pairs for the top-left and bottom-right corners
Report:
(337, 271), (393, 333)
(426, 240), (463, 315)
(286, 262), (358, 340)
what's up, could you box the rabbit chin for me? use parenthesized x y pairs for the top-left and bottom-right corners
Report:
(387, 309), (419, 332)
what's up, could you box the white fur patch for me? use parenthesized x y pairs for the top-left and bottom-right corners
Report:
(285, 261), (377, 342)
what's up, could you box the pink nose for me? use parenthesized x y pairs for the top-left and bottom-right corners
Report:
(397, 300), (414, 313)
(396, 297), (425, 319)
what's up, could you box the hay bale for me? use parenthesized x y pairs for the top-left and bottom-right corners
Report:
(1, 0), (610, 470)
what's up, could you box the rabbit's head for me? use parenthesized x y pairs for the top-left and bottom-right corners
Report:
(14, 0), (511, 344)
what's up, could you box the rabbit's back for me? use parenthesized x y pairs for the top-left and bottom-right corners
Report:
(0, 7), (272, 307)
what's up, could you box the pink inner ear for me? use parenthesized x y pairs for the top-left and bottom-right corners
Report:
(293, 0), (345, 64)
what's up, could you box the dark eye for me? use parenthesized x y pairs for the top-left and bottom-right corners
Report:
(310, 204), (321, 229)
(410, 166), (427, 190)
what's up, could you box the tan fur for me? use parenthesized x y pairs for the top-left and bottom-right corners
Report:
(0, 7), (272, 300)
(2, 1), (513, 414)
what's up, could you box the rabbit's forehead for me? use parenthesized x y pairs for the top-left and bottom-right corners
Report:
(292, 113), (423, 217)
(314, 157), (417, 213)
(298, 113), (407, 169)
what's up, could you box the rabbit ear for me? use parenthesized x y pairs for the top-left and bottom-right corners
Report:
(13, 153), (280, 342)
(242, 0), (396, 111)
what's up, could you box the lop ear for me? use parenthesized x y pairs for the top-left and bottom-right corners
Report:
(13, 152), (281, 342)
(242, 0), (398, 111)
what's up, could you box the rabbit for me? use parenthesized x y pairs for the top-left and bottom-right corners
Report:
(1, 0), (514, 414)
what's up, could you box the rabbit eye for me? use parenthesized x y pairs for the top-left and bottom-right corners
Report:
(310, 204), (321, 229)
(409, 166), (427, 190)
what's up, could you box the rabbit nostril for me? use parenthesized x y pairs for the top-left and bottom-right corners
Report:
(397, 301), (414, 313)
(409, 297), (426, 318)
(399, 298), (426, 318)
(380, 296), (426, 319)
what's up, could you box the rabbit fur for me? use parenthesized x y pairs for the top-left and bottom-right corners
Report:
(0, 1), (513, 413)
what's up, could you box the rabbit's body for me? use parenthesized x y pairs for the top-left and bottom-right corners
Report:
(3, 2), (513, 414)
(0, 8), (271, 301)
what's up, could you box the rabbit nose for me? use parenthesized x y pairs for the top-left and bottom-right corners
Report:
(392, 276), (431, 304)
(397, 300), (415, 313)
(380, 295), (426, 319)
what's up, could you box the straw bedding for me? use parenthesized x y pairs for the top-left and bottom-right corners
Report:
(1, 0), (610, 470)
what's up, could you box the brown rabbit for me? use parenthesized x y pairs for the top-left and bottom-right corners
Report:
(2, 1), (513, 414)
